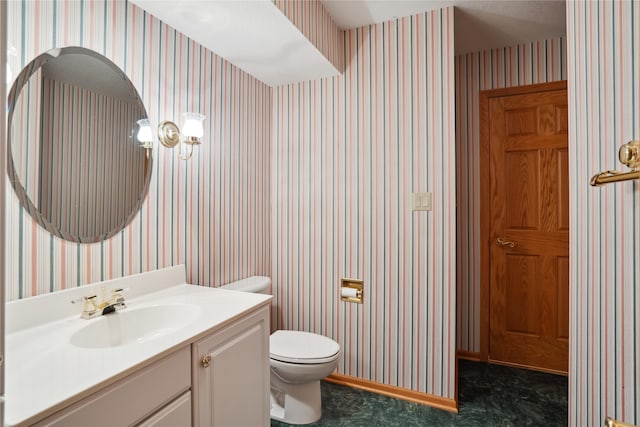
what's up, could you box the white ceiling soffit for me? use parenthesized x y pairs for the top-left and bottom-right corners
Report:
(131, 0), (340, 87)
(321, 0), (567, 55)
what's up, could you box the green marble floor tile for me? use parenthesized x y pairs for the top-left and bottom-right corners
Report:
(271, 360), (568, 427)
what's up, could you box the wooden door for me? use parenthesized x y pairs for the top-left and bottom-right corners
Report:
(484, 82), (569, 374)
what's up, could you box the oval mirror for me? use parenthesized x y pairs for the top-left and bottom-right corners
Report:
(7, 47), (152, 243)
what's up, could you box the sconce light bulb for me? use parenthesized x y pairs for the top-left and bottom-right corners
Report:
(136, 118), (153, 148)
(182, 112), (205, 139)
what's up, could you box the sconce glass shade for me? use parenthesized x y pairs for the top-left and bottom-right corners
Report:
(136, 118), (153, 149)
(181, 112), (205, 144)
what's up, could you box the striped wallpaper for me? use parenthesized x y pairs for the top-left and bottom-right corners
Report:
(39, 77), (147, 240)
(6, 0), (271, 299)
(455, 37), (567, 353)
(567, 1), (640, 426)
(273, 0), (344, 74)
(271, 8), (456, 399)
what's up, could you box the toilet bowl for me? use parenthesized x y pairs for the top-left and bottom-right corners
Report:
(221, 276), (341, 425)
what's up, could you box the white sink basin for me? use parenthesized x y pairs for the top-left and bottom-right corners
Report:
(70, 304), (202, 349)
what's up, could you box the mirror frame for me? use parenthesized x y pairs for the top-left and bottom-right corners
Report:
(6, 46), (153, 243)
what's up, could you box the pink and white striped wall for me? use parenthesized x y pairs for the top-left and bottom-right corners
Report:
(271, 8), (456, 399)
(6, 0), (271, 299)
(455, 37), (567, 353)
(273, 0), (344, 74)
(567, 1), (640, 426)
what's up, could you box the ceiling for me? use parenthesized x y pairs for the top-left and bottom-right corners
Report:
(132, 0), (566, 87)
(131, 0), (340, 87)
(321, 0), (566, 55)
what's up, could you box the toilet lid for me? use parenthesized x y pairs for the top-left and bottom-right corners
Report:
(270, 330), (340, 364)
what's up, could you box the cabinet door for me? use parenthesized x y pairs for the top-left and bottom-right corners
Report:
(193, 306), (270, 427)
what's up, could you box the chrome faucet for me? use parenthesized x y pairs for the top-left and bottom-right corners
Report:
(73, 287), (127, 319)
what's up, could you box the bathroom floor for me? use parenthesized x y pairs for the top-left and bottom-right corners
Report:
(270, 359), (568, 427)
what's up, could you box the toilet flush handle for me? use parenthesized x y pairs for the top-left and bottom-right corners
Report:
(201, 355), (212, 368)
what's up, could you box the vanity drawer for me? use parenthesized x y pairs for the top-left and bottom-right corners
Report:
(34, 347), (191, 427)
(137, 391), (191, 427)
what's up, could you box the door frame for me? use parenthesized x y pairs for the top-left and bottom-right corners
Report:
(478, 80), (568, 362)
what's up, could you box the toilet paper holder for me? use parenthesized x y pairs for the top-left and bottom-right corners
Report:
(340, 278), (364, 304)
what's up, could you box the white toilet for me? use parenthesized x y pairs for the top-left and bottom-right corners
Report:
(221, 276), (341, 425)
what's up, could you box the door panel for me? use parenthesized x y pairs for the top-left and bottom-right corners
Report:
(557, 257), (570, 340)
(505, 150), (539, 229)
(557, 149), (570, 231)
(505, 108), (537, 135)
(488, 86), (569, 374)
(505, 254), (539, 335)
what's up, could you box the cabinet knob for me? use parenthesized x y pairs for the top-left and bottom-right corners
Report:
(201, 355), (212, 368)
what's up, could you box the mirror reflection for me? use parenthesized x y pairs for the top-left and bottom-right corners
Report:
(7, 47), (152, 243)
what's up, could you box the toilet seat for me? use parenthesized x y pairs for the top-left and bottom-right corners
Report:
(270, 330), (340, 364)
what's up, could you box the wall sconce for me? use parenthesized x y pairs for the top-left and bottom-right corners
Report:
(136, 118), (153, 157)
(157, 112), (205, 160)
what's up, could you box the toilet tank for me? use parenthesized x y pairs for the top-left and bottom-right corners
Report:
(220, 276), (271, 294)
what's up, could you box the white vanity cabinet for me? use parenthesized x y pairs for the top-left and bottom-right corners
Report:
(5, 267), (272, 427)
(192, 305), (270, 427)
(26, 305), (270, 427)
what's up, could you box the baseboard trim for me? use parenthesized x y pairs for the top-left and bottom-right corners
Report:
(324, 373), (458, 413)
(456, 350), (481, 362)
(488, 359), (568, 376)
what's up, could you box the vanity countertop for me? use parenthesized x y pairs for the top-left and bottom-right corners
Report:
(5, 266), (271, 427)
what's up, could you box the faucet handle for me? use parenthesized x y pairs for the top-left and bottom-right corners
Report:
(71, 294), (97, 305)
(111, 287), (129, 294)
(71, 295), (99, 319)
(84, 295), (98, 311)
(109, 288), (128, 310)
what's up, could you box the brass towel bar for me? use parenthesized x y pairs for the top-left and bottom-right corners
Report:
(591, 140), (640, 187)
(605, 416), (638, 427)
(590, 170), (640, 187)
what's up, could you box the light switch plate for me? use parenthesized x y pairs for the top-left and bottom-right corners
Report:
(412, 192), (432, 211)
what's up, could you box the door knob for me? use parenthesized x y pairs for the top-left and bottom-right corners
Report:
(495, 238), (515, 248)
